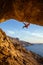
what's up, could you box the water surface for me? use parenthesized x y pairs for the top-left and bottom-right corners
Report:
(25, 44), (43, 56)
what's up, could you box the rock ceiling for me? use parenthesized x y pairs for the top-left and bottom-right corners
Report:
(0, 0), (43, 26)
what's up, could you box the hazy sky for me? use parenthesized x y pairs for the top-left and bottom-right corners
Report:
(0, 19), (43, 43)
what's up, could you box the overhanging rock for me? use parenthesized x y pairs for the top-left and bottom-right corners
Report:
(0, 0), (43, 26)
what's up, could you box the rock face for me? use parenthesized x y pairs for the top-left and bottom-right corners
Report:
(0, 29), (42, 65)
(0, 0), (43, 26)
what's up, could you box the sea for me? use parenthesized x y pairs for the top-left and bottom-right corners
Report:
(25, 44), (43, 57)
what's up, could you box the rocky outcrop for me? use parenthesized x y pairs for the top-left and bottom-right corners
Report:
(0, 29), (42, 65)
(0, 0), (43, 26)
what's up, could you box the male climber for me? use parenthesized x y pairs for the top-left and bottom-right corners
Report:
(23, 22), (30, 28)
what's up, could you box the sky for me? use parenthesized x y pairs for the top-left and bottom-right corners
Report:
(0, 19), (43, 43)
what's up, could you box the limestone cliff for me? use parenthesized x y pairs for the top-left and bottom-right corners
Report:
(0, 29), (42, 65)
(0, 0), (43, 26)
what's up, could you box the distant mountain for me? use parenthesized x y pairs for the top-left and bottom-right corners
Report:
(0, 29), (43, 65)
(8, 36), (32, 47)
